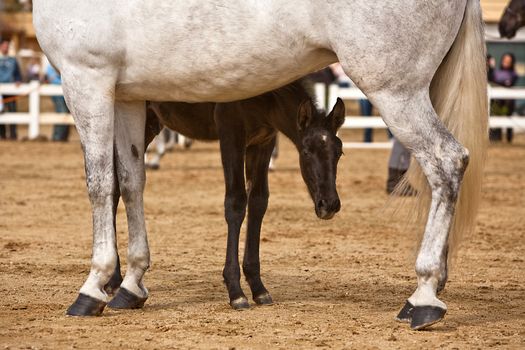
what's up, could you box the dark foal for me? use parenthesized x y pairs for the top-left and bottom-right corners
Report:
(107, 81), (345, 311)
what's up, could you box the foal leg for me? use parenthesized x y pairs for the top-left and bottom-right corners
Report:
(372, 90), (469, 329)
(63, 71), (118, 316)
(243, 138), (276, 306)
(215, 106), (249, 310)
(108, 101), (150, 309)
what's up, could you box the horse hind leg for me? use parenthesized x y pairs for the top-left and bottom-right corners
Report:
(372, 89), (469, 330)
(107, 101), (150, 310)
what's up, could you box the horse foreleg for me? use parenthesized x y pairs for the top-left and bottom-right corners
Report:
(63, 71), (118, 316)
(243, 139), (276, 306)
(373, 90), (469, 330)
(215, 106), (249, 310)
(107, 101), (150, 310)
(103, 176), (123, 296)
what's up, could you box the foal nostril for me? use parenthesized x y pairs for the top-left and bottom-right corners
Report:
(317, 199), (327, 209)
(333, 199), (341, 212)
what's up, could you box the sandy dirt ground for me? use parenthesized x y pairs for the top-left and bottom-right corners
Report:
(0, 129), (524, 349)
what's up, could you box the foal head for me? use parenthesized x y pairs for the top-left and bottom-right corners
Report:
(297, 98), (345, 220)
(499, 0), (525, 39)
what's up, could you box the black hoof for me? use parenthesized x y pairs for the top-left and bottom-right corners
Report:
(395, 300), (415, 323)
(66, 293), (106, 316)
(107, 287), (147, 309)
(254, 292), (273, 306)
(410, 306), (447, 330)
(230, 296), (250, 310)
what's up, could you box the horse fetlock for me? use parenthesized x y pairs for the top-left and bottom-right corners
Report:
(128, 253), (150, 273)
(91, 257), (118, 281)
(242, 261), (260, 279)
(223, 265), (241, 283)
(408, 275), (446, 310)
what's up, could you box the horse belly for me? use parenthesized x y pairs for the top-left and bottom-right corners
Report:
(116, 48), (334, 103)
(114, 1), (335, 102)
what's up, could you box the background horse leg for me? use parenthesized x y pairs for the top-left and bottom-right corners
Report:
(243, 138), (276, 306)
(63, 71), (118, 316)
(372, 90), (469, 330)
(145, 132), (164, 170)
(215, 105), (249, 310)
(108, 101), (150, 310)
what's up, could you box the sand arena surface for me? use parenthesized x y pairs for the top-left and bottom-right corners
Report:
(0, 133), (524, 349)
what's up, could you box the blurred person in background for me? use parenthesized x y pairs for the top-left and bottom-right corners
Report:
(386, 139), (415, 196)
(0, 38), (22, 140)
(489, 52), (518, 143)
(45, 63), (70, 141)
(26, 57), (41, 82)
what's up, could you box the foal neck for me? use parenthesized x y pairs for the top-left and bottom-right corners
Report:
(268, 80), (317, 148)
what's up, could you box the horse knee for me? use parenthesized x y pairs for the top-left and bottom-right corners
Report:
(223, 264), (241, 283)
(119, 177), (144, 203)
(224, 193), (247, 223)
(128, 250), (150, 272)
(248, 193), (269, 214)
(86, 172), (115, 206)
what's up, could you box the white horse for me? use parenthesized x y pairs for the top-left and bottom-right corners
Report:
(33, 0), (488, 329)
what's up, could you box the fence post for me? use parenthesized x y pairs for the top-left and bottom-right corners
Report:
(28, 80), (40, 139)
(328, 84), (339, 111)
(313, 83), (326, 112)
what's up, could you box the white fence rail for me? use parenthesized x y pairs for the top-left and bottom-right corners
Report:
(1, 82), (525, 146)
(0, 82), (72, 139)
(314, 83), (525, 149)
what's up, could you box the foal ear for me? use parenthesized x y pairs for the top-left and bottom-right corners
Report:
(327, 98), (346, 132)
(297, 98), (315, 131)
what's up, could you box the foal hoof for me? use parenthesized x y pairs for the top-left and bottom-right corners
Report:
(66, 293), (106, 316)
(230, 297), (250, 310)
(410, 306), (447, 330)
(395, 300), (415, 323)
(107, 288), (147, 309)
(254, 292), (273, 306)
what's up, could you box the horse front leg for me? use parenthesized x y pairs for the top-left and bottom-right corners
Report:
(372, 91), (469, 330)
(62, 70), (118, 316)
(215, 106), (249, 310)
(243, 139), (276, 306)
(107, 101), (150, 310)
(103, 178), (123, 295)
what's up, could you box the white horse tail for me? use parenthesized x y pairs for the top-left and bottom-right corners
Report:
(401, 0), (488, 257)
